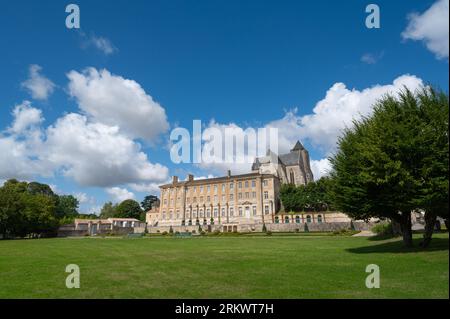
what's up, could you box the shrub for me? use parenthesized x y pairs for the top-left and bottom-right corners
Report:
(372, 222), (394, 237)
(304, 223), (309, 232)
(169, 226), (173, 234)
(200, 230), (206, 236)
(212, 230), (221, 236)
(162, 231), (168, 236)
(262, 223), (267, 232)
(266, 231), (273, 236)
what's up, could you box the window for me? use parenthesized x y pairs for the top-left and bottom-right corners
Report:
(169, 213), (173, 219)
(207, 196), (210, 202)
(207, 185), (210, 193)
(221, 208), (225, 217)
(170, 198), (174, 205)
(200, 196), (203, 202)
(245, 181), (249, 188)
(214, 185), (218, 193)
(214, 208), (218, 217)
(306, 215), (312, 223)
(245, 192), (249, 199)
(275, 216), (279, 224)
(238, 193), (242, 199)
(295, 216), (301, 224)
(252, 206), (257, 216)
(222, 195), (225, 202)
(317, 215), (323, 223)
(229, 194), (234, 201)
(162, 213), (166, 220)
(193, 186), (197, 192)
(239, 207), (243, 216)
(200, 210), (204, 218)
(193, 197), (197, 203)
(230, 207), (234, 216)
(263, 179), (268, 187)
(238, 181), (242, 188)
(200, 186), (203, 193)
(285, 216), (290, 224)
(230, 182), (234, 189)
(251, 180), (256, 187)
(290, 171), (295, 184)
(264, 191), (269, 199)
(214, 195), (217, 202)
(252, 191), (256, 198)
(193, 210), (197, 218)
(222, 184), (226, 192)
(264, 205), (269, 214)
(206, 209), (210, 218)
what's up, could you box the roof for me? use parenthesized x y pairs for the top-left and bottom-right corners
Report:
(74, 219), (112, 224)
(160, 172), (276, 189)
(107, 218), (141, 222)
(291, 140), (305, 151)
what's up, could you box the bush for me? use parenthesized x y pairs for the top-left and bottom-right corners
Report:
(162, 231), (168, 236)
(169, 226), (173, 234)
(262, 223), (267, 232)
(372, 222), (394, 237)
(200, 230), (206, 236)
(266, 231), (273, 236)
(212, 230), (221, 236)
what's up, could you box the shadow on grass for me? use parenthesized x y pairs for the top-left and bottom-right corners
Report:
(347, 237), (449, 254)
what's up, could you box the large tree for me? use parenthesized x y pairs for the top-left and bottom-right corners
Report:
(55, 195), (79, 218)
(141, 195), (159, 212)
(330, 87), (448, 247)
(99, 201), (117, 219)
(115, 199), (143, 220)
(0, 179), (58, 238)
(413, 87), (449, 247)
(280, 177), (335, 212)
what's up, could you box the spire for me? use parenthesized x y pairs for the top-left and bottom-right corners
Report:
(291, 140), (304, 152)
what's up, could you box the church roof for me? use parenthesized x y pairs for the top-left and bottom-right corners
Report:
(291, 140), (304, 151)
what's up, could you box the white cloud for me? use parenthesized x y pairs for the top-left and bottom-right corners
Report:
(402, 0), (449, 60)
(21, 64), (55, 100)
(80, 32), (117, 55)
(44, 113), (169, 187)
(106, 187), (135, 203)
(74, 192), (95, 204)
(8, 101), (44, 134)
(128, 182), (162, 194)
(89, 35), (117, 55)
(361, 52), (384, 64)
(310, 158), (331, 180)
(268, 74), (423, 155)
(0, 102), (50, 180)
(67, 68), (169, 142)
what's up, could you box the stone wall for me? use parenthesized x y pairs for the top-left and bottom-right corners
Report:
(57, 224), (136, 237)
(146, 221), (375, 234)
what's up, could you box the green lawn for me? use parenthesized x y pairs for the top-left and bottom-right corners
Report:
(0, 233), (448, 298)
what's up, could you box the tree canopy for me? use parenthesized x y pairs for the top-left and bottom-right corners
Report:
(329, 86), (448, 247)
(280, 177), (335, 212)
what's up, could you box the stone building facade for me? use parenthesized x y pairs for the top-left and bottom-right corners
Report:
(146, 171), (281, 230)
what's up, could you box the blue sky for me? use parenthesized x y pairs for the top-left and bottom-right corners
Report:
(0, 0), (448, 213)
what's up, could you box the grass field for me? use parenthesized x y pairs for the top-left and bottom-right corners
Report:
(0, 233), (448, 298)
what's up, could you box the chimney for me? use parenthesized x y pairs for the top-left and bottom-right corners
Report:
(187, 174), (194, 182)
(172, 176), (178, 184)
(227, 170), (231, 178)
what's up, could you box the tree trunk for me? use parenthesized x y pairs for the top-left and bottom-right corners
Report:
(399, 212), (413, 247)
(420, 212), (437, 248)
